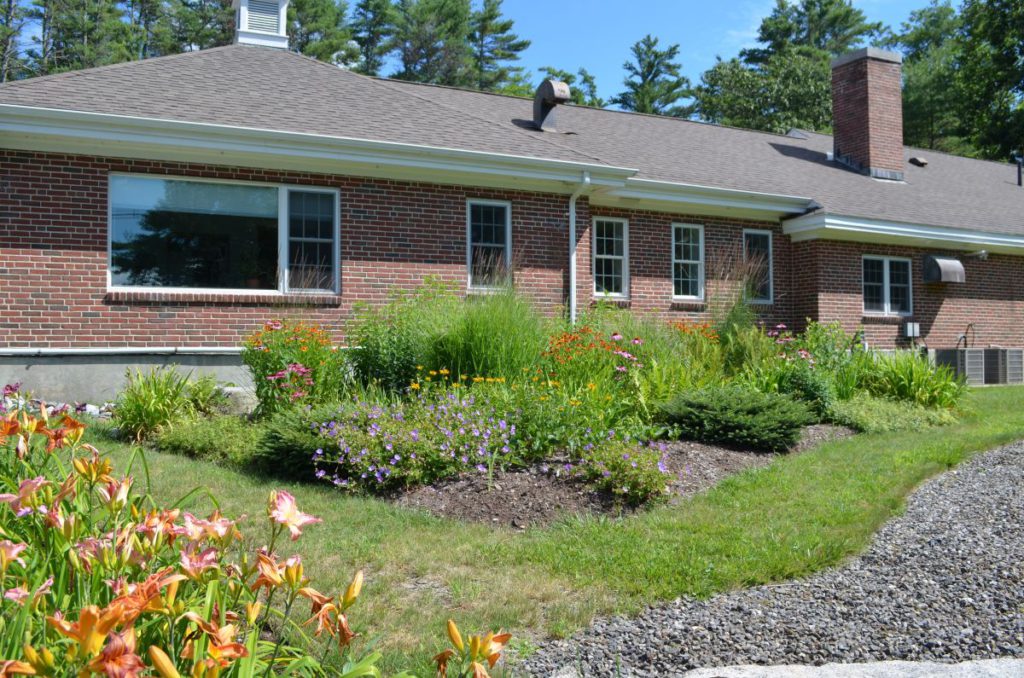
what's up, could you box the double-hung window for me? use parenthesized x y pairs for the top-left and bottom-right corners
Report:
(672, 223), (704, 300)
(593, 217), (628, 297)
(466, 199), (512, 289)
(742, 229), (773, 304)
(863, 256), (912, 315)
(108, 174), (339, 293)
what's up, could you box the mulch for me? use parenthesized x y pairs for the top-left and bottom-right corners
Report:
(393, 424), (855, 529)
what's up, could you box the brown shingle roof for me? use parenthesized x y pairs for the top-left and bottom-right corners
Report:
(2, 44), (1022, 236)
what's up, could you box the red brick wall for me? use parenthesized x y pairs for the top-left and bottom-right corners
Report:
(831, 55), (904, 178)
(793, 240), (1024, 348)
(3, 150), (1021, 351)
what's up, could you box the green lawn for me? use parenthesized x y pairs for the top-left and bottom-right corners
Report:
(91, 386), (1024, 673)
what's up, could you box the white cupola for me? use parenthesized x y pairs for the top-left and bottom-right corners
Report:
(233, 0), (290, 49)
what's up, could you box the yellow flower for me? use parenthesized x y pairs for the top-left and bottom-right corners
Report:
(587, 382), (596, 391)
(416, 365), (423, 371)
(472, 377), (484, 383)
(410, 383), (421, 390)
(460, 375), (468, 381)
(429, 370), (438, 376)
(439, 369), (450, 376)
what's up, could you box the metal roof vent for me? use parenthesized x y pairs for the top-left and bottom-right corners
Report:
(909, 156), (928, 167)
(533, 80), (572, 133)
(923, 254), (965, 284)
(233, 0), (289, 48)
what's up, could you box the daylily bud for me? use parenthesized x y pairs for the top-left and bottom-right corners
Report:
(148, 646), (181, 678)
(284, 557), (304, 589)
(342, 570), (363, 610)
(246, 602), (262, 625)
(447, 619), (464, 653)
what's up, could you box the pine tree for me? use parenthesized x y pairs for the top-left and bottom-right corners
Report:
(289, 0), (358, 65)
(161, 0), (233, 52)
(390, 0), (472, 86)
(0, 0), (28, 80)
(611, 35), (691, 116)
(351, 0), (392, 75)
(741, 0), (885, 63)
(121, 0), (172, 60)
(468, 0), (527, 91)
(28, 0), (131, 73)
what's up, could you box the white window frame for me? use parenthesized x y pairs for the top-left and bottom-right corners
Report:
(671, 223), (705, 301)
(107, 173), (341, 295)
(592, 217), (629, 298)
(862, 255), (913, 316)
(742, 228), (774, 304)
(465, 198), (512, 291)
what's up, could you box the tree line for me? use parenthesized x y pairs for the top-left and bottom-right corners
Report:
(0, 0), (1020, 160)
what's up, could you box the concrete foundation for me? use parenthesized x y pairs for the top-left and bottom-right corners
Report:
(0, 353), (253, 403)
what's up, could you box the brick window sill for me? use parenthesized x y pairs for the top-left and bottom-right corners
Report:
(670, 299), (706, 311)
(105, 290), (342, 307)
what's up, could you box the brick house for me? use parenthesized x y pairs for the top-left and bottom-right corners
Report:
(1, 2), (1022, 399)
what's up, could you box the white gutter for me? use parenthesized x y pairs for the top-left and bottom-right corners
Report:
(568, 171), (592, 325)
(784, 212), (1024, 254)
(0, 105), (636, 190)
(0, 347), (242, 357)
(596, 177), (815, 216)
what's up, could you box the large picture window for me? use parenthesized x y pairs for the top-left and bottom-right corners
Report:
(466, 199), (512, 289)
(109, 175), (339, 293)
(743, 229), (773, 304)
(863, 256), (912, 315)
(593, 217), (628, 297)
(672, 223), (704, 299)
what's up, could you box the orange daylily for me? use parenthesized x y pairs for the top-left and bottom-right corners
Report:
(180, 613), (248, 667)
(47, 604), (127, 659)
(0, 660), (35, 677)
(249, 552), (285, 593)
(112, 568), (187, 622)
(267, 491), (321, 541)
(85, 629), (146, 678)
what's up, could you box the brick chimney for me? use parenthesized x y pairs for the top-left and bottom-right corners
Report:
(831, 47), (904, 181)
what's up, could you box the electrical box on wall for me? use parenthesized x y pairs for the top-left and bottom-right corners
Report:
(904, 322), (921, 338)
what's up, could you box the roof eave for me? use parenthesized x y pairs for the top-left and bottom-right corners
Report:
(592, 177), (815, 220)
(0, 104), (636, 193)
(784, 212), (1024, 255)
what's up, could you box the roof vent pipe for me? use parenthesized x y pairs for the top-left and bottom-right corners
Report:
(533, 80), (572, 133)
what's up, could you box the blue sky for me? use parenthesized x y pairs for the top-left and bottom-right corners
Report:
(498, 0), (925, 98)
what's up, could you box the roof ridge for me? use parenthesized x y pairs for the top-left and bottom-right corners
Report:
(0, 45), (239, 90)
(376, 74), (829, 144)
(369, 77), (616, 167)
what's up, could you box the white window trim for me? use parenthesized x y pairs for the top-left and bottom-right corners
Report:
(671, 222), (705, 301)
(742, 228), (774, 304)
(592, 217), (630, 299)
(862, 255), (913, 317)
(465, 198), (513, 291)
(107, 172), (341, 295)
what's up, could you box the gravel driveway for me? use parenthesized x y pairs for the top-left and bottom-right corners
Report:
(519, 441), (1024, 677)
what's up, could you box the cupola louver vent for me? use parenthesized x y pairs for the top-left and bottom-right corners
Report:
(233, 0), (289, 48)
(246, 0), (280, 32)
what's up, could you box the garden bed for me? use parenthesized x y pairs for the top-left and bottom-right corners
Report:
(394, 424), (856, 527)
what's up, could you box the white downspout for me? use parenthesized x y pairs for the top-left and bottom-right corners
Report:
(568, 171), (591, 325)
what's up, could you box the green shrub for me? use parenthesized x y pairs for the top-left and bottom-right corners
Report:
(153, 414), (263, 466)
(828, 393), (958, 433)
(250, 402), (343, 480)
(657, 386), (814, 452)
(241, 319), (350, 417)
(861, 350), (966, 408)
(774, 362), (835, 419)
(113, 366), (193, 441)
(430, 288), (549, 380)
(349, 279), (459, 392)
(186, 373), (229, 415)
(578, 440), (671, 505)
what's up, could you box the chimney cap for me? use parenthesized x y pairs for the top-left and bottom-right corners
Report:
(831, 47), (902, 70)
